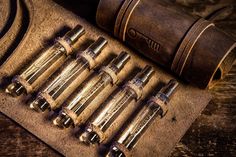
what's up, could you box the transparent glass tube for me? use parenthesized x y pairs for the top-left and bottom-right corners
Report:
(29, 37), (107, 112)
(106, 80), (179, 157)
(80, 65), (154, 144)
(117, 102), (162, 150)
(81, 89), (136, 144)
(22, 44), (67, 85)
(30, 59), (89, 111)
(94, 89), (136, 131)
(47, 60), (89, 99)
(68, 72), (113, 113)
(5, 25), (85, 97)
(53, 52), (131, 129)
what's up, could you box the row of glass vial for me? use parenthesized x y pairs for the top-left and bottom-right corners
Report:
(5, 24), (179, 157)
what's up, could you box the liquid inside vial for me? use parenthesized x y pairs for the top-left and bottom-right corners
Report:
(80, 65), (154, 144)
(106, 80), (179, 157)
(53, 52), (131, 129)
(29, 37), (108, 111)
(5, 25), (85, 96)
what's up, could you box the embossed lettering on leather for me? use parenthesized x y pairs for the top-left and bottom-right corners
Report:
(96, 0), (236, 88)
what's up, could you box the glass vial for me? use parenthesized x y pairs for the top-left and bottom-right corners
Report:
(80, 65), (154, 144)
(106, 79), (179, 157)
(53, 52), (131, 129)
(29, 37), (107, 112)
(5, 25), (85, 97)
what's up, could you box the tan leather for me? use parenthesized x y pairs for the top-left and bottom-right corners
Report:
(0, 0), (211, 157)
(96, 0), (236, 89)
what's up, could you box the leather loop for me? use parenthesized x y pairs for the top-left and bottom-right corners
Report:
(80, 50), (96, 69)
(40, 92), (57, 109)
(125, 81), (142, 100)
(56, 38), (73, 55)
(101, 66), (118, 84)
(171, 18), (215, 76)
(150, 96), (168, 117)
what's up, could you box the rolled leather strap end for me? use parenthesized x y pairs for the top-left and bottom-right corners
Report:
(181, 26), (236, 88)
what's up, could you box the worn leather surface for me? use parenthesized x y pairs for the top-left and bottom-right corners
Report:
(0, 0), (211, 157)
(96, 0), (236, 89)
(0, 0), (31, 65)
(0, 0), (10, 37)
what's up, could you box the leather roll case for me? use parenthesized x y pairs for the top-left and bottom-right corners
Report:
(96, 0), (236, 88)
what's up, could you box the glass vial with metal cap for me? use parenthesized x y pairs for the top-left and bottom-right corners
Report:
(80, 65), (154, 145)
(106, 79), (179, 157)
(5, 25), (85, 97)
(53, 52), (131, 129)
(29, 37), (108, 112)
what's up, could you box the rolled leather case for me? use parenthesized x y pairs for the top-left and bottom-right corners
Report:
(96, 0), (236, 89)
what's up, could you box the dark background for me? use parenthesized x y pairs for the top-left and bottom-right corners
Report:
(0, 0), (236, 156)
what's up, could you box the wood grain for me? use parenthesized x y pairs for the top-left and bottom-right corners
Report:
(171, 63), (236, 157)
(0, 114), (60, 156)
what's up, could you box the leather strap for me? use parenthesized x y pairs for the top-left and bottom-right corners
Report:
(171, 18), (214, 76)
(114, 0), (140, 41)
(114, 0), (133, 38)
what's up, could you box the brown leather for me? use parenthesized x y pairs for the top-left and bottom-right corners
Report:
(96, 0), (236, 89)
(0, 1), (211, 157)
(171, 19), (214, 76)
